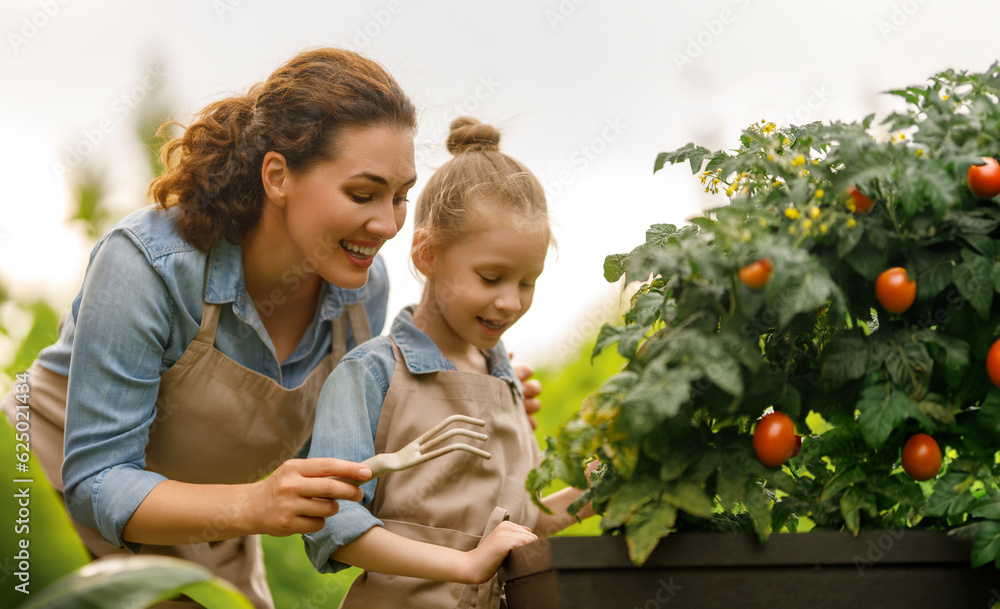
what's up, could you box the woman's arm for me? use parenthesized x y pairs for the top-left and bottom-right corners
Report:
(332, 520), (537, 585)
(121, 458), (370, 544)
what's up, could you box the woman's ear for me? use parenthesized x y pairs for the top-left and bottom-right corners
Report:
(261, 151), (289, 206)
(411, 228), (436, 277)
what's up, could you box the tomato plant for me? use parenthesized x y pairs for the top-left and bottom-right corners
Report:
(874, 267), (917, 313)
(846, 185), (874, 214)
(753, 411), (797, 467)
(739, 258), (773, 290)
(530, 63), (1000, 569)
(901, 433), (942, 481)
(967, 157), (1000, 199)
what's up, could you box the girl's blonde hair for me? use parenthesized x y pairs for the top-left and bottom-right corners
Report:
(413, 117), (551, 252)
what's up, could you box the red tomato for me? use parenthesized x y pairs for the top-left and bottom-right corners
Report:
(967, 157), (1000, 199)
(901, 433), (942, 481)
(875, 267), (917, 314)
(739, 258), (773, 290)
(753, 412), (797, 468)
(987, 339), (1000, 389)
(846, 185), (874, 214)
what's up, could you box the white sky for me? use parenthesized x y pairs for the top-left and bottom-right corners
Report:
(2, 0), (999, 367)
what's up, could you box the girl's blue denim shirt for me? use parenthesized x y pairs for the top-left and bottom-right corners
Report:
(39, 205), (389, 550)
(302, 305), (521, 574)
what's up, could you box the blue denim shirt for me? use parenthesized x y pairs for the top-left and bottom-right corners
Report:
(40, 205), (389, 550)
(302, 305), (520, 574)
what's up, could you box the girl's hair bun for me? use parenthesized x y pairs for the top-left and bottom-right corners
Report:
(446, 116), (501, 155)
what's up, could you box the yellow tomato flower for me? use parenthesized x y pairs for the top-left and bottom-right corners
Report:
(791, 154), (806, 167)
(820, 223), (828, 234)
(847, 218), (857, 228)
(785, 207), (800, 219)
(810, 205), (821, 219)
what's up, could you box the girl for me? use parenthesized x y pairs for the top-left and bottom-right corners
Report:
(304, 117), (594, 608)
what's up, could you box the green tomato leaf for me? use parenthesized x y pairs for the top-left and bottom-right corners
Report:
(667, 480), (715, 519)
(820, 333), (869, 386)
(970, 521), (1000, 569)
(923, 476), (977, 518)
(820, 465), (869, 502)
(953, 249), (994, 320)
(856, 385), (910, 449)
(654, 143), (712, 174)
(624, 500), (678, 565)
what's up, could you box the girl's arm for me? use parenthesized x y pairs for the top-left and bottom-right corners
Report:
(533, 460), (600, 537)
(332, 521), (537, 585)
(534, 487), (597, 538)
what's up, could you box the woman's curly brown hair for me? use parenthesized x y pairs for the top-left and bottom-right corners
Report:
(149, 48), (417, 251)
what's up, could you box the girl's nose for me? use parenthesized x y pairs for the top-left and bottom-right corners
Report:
(495, 285), (522, 313)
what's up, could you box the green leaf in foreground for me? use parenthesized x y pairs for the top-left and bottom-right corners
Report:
(20, 556), (253, 609)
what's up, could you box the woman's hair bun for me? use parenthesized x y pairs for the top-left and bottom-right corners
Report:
(446, 116), (501, 155)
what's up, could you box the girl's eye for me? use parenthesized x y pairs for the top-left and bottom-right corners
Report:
(479, 275), (500, 284)
(393, 197), (409, 206)
(350, 194), (374, 204)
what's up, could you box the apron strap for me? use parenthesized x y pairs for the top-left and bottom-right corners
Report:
(457, 506), (510, 609)
(194, 302), (222, 345)
(344, 302), (372, 346)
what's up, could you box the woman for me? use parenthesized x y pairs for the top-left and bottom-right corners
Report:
(0, 48), (539, 608)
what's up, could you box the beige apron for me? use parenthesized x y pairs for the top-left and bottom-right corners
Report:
(1, 299), (370, 609)
(339, 338), (540, 609)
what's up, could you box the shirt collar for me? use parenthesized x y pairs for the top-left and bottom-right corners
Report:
(204, 237), (369, 321)
(389, 305), (520, 389)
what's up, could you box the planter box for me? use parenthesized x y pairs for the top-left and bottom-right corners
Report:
(500, 532), (1000, 609)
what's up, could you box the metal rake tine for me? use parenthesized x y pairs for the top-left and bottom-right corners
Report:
(417, 442), (492, 464)
(413, 414), (486, 445)
(419, 427), (489, 452)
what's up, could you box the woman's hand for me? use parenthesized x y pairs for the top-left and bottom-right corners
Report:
(240, 458), (372, 537)
(463, 521), (538, 584)
(512, 356), (542, 430)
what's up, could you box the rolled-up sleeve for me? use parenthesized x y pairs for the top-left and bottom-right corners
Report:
(62, 230), (172, 551)
(303, 355), (388, 573)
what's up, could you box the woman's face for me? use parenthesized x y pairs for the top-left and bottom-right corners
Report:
(282, 124), (416, 289)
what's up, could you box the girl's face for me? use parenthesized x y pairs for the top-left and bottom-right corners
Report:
(282, 124), (416, 289)
(417, 214), (548, 353)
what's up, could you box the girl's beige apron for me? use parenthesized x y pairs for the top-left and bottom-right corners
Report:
(339, 338), (540, 609)
(1, 300), (370, 609)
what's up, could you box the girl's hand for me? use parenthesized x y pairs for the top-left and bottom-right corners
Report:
(512, 355), (542, 429)
(463, 521), (538, 584)
(240, 458), (371, 537)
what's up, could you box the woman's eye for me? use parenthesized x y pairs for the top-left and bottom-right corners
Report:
(479, 275), (500, 284)
(393, 197), (409, 205)
(350, 194), (374, 203)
